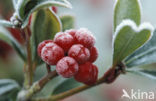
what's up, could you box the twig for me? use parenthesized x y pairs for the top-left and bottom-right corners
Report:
(23, 27), (33, 88)
(18, 70), (58, 101)
(46, 64), (51, 73)
(39, 70), (58, 88)
(23, 63), (29, 89)
(32, 62), (37, 72)
(31, 65), (126, 101)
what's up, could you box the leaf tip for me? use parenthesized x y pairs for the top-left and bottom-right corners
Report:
(114, 19), (154, 40)
(113, 19), (136, 42)
(139, 22), (154, 34)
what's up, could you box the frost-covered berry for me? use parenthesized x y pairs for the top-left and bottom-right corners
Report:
(56, 57), (79, 78)
(84, 64), (98, 85)
(75, 28), (95, 48)
(74, 62), (98, 85)
(54, 32), (75, 52)
(89, 46), (98, 63)
(68, 44), (90, 64)
(37, 40), (53, 57)
(65, 29), (77, 38)
(41, 42), (64, 65)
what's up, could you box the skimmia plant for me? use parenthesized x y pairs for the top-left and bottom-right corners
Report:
(0, 0), (156, 101)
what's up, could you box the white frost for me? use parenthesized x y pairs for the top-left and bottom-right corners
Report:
(113, 19), (154, 45)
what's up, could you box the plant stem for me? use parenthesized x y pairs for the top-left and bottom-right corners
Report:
(50, 85), (91, 101)
(18, 70), (58, 101)
(32, 62), (37, 72)
(46, 64), (51, 73)
(29, 70), (58, 96)
(24, 27), (33, 88)
(39, 70), (58, 87)
(32, 77), (105, 101)
(31, 66), (125, 101)
(23, 63), (29, 88)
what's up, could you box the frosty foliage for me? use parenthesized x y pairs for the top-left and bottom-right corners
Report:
(113, 19), (154, 65)
(113, 19), (154, 43)
(125, 29), (156, 67)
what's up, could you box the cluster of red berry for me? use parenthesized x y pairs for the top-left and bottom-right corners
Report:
(37, 28), (99, 85)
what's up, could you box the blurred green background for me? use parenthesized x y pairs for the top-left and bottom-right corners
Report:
(0, 0), (156, 101)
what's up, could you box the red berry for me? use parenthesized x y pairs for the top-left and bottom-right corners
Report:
(56, 57), (79, 78)
(65, 29), (77, 38)
(37, 40), (53, 57)
(84, 64), (98, 85)
(75, 28), (95, 48)
(74, 62), (98, 85)
(89, 46), (98, 63)
(54, 32), (75, 52)
(40, 41), (64, 65)
(68, 44), (90, 64)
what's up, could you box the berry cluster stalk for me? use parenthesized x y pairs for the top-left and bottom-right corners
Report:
(29, 64), (125, 101)
(18, 60), (124, 101)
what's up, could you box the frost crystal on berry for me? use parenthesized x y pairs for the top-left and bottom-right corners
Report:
(84, 64), (98, 85)
(41, 42), (64, 65)
(75, 28), (95, 48)
(74, 62), (98, 85)
(65, 29), (77, 38)
(68, 44), (90, 64)
(56, 57), (79, 78)
(37, 40), (53, 57)
(54, 32), (75, 52)
(89, 46), (98, 63)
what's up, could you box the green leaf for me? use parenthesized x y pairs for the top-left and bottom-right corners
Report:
(127, 69), (156, 80)
(0, 20), (14, 28)
(125, 29), (156, 67)
(52, 78), (81, 95)
(16, 0), (31, 20)
(0, 26), (26, 61)
(114, 0), (141, 31)
(0, 79), (20, 96)
(60, 15), (75, 31)
(0, 33), (12, 46)
(113, 20), (153, 66)
(17, 0), (72, 28)
(31, 9), (62, 65)
(0, 88), (19, 101)
(0, 97), (12, 101)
